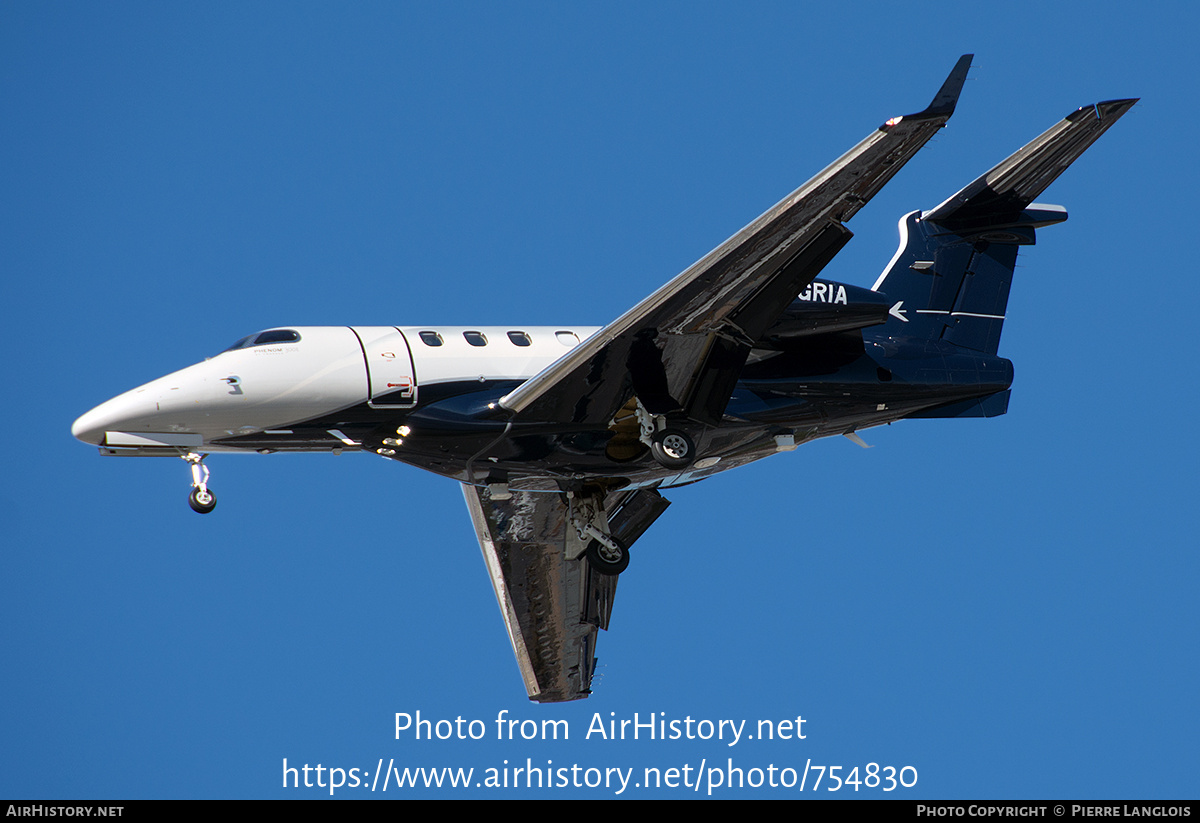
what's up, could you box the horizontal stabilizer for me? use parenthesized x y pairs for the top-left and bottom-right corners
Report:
(923, 98), (1137, 234)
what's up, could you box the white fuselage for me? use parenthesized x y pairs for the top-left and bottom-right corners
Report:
(72, 326), (600, 452)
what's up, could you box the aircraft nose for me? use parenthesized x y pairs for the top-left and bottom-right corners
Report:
(71, 405), (104, 444)
(71, 390), (156, 446)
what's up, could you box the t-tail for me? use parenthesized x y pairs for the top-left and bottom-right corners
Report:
(872, 98), (1137, 355)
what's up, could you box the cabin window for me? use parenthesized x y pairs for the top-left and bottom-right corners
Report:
(507, 331), (532, 347)
(419, 331), (443, 347)
(463, 331), (488, 347)
(555, 330), (579, 346)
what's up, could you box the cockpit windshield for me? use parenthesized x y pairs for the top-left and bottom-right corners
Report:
(222, 329), (301, 353)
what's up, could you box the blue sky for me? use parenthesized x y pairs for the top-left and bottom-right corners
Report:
(3, 1), (1197, 799)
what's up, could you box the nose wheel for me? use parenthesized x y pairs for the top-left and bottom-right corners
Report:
(182, 453), (216, 514)
(188, 486), (217, 514)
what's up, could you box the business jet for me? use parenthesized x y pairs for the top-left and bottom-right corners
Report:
(72, 55), (1135, 702)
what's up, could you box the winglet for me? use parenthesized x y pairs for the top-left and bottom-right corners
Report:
(914, 54), (973, 119)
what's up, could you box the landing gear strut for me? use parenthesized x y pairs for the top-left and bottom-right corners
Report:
(569, 491), (629, 576)
(182, 453), (216, 514)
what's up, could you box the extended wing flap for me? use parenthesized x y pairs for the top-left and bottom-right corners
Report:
(501, 55), (973, 427)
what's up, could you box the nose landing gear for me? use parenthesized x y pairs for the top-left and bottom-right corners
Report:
(182, 453), (216, 514)
(189, 487), (216, 514)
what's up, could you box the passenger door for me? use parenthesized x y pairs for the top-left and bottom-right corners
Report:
(352, 327), (418, 408)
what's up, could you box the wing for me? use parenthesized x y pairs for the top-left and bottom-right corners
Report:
(500, 55), (973, 427)
(463, 486), (670, 702)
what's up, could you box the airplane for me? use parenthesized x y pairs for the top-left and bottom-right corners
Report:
(72, 55), (1135, 702)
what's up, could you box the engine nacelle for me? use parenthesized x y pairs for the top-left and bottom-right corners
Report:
(757, 280), (891, 347)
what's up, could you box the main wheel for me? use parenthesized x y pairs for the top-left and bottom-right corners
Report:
(188, 487), (217, 514)
(586, 536), (630, 576)
(650, 429), (695, 469)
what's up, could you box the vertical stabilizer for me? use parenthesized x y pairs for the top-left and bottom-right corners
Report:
(872, 98), (1136, 354)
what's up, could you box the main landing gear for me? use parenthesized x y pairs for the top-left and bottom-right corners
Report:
(650, 429), (695, 469)
(634, 402), (696, 470)
(182, 453), (216, 514)
(585, 535), (629, 576)
(569, 491), (629, 576)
